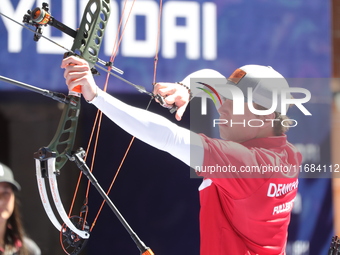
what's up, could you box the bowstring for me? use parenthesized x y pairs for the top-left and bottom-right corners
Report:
(153, 0), (163, 85)
(68, 0), (137, 228)
(90, 0), (164, 232)
(68, 0), (164, 234)
(85, 0), (136, 232)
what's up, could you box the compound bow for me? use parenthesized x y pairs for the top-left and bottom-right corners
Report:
(0, 0), (169, 254)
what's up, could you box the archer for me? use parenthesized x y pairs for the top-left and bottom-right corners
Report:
(61, 56), (301, 255)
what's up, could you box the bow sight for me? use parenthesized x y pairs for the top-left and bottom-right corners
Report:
(20, 2), (157, 96)
(23, 3), (77, 42)
(22, 1), (123, 80)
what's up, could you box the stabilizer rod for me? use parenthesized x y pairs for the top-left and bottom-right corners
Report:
(0, 75), (69, 104)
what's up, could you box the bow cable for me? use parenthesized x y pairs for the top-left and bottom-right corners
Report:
(68, 0), (140, 231)
(79, 0), (164, 232)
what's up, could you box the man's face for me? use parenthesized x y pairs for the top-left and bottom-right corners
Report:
(217, 99), (266, 142)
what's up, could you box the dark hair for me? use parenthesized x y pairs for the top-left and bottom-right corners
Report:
(254, 103), (291, 136)
(4, 192), (30, 255)
(272, 112), (291, 135)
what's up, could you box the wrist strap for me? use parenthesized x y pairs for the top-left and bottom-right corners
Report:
(176, 82), (193, 100)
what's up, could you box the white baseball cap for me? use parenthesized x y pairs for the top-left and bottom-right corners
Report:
(185, 65), (291, 114)
(218, 65), (291, 114)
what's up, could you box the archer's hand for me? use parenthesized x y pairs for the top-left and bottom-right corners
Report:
(153, 82), (190, 121)
(61, 56), (98, 101)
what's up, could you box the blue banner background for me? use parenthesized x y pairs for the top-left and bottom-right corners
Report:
(0, 0), (333, 254)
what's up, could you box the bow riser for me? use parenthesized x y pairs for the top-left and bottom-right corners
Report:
(72, 0), (111, 68)
(46, 96), (80, 172)
(39, 0), (112, 171)
(29, 0), (112, 252)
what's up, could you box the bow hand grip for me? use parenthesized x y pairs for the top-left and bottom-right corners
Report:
(69, 85), (82, 96)
(63, 52), (82, 97)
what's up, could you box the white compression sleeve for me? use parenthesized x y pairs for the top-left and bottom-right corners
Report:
(90, 89), (204, 168)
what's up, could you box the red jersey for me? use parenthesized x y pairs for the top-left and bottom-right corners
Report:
(196, 134), (302, 255)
